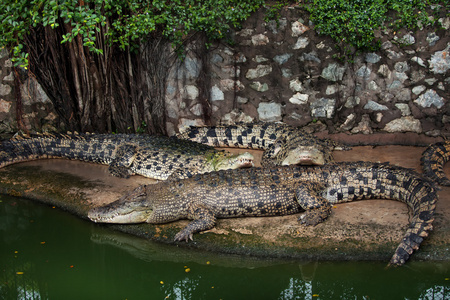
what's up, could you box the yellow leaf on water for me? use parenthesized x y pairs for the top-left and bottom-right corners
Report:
(160, 281), (164, 285)
(313, 294), (319, 297)
(185, 268), (191, 273)
(40, 242), (46, 245)
(206, 261), (211, 265)
(16, 272), (24, 275)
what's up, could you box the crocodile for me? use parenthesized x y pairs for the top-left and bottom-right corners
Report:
(421, 140), (450, 186)
(0, 132), (254, 180)
(176, 122), (350, 167)
(88, 161), (437, 266)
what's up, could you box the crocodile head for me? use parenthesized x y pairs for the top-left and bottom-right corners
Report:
(213, 151), (254, 171)
(280, 145), (326, 166)
(88, 185), (152, 223)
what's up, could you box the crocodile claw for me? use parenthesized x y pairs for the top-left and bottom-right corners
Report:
(298, 210), (326, 226)
(174, 230), (194, 242)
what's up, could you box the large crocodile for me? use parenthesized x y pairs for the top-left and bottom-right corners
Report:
(0, 132), (254, 180)
(88, 161), (437, 266)
(421, 140), (450, 186)
(177, 122), (350, 167)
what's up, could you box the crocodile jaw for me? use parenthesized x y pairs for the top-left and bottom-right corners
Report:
(217, 152), (254, 170)
(88, 185), (153, 224)
(281, 147), (325, 166)
(88, 206), (152, 223)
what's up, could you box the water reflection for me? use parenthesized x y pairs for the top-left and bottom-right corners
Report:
(1, 195), (449, 300)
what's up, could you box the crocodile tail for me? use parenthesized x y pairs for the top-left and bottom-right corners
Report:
(177, 123), (288, 150)
(388, 177), (437, 266)
(421, 141), (450, 186)
(0, 132), (109, 168)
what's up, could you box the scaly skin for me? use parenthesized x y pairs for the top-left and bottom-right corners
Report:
(176, 122), (350, 167)
(0, 132), (254, 180)
(88, 161), (437, 266)
(421, 140), (450, 186)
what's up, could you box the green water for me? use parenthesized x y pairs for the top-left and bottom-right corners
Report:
(0, 195), (449, 300)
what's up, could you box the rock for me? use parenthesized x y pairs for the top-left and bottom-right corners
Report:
(426, 32), (440, 46)
(245, 65), (272, 79)
(236, 96), (248, 104)
(257, 102), (281, 122)
(414, 89), (445, 109)
(210, 85), (224, 101)
(310, 98), (335, 118)
(412, 85), (426, 95)
(377, 65), (391, 78)
(292, 37), (309, 49)
(395, 103), (411, 116)
(410, 70), (426, 83)
(0, 84), (12, 96)
(365, 53), (381, 64)
(411, 57), (426, 67)
(220, 79), (244, 91)
(394, 89), (411, 101)
(0, 99), (11, 113)
(251, 34), (269, 46)
(289, 93), (309, 105)
(253, 55), (269, 63)
(429, 45), (450, 74)
(249, 82), (269, 92)
(289, 78), (303, 92)
(386, 49), (403, 60)
(395, 33), (415, 45)
(20, 78), (51, 105)
(326, 85), (337, 95)
(394, 72), (408, 83)
(211, 53), (224, 65)
(351, 114), (373, 134)
(363, 100), (388, 111)
(190, 104), (203, 116)
(273, 53), (293, 65)
(339, 113), (356, 131)
(368, 81), (379, 91)
(267, 18), (287, 34)
(345, 96), (360, 108)
(183, 85), (199, 100)
(439, 17), (450, 30)
(387, 80), (403, 90)
(291, 21), (309, 37)
(425, 78), (438, 85)
(3, 72), (14, 82)
(356, 66), (371, 80)
(394, 62), (409, 73)
(299, 51), (321, 63)
(384, 116), (422, 133)
(281, 68), (293, 78)
(221, 109), (254, 124)
(321, 63), (345, 82)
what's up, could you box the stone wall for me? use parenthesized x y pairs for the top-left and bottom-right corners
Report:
(168, 7), (450, 137)
(0, 48), (58, 137)
(1, 6), (449, 139)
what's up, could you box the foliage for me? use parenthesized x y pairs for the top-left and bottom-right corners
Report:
(302, 0), (443, 58)
(0, 0), (265, 68)
(264, 0), (290, 23)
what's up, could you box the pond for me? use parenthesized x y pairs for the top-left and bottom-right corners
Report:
(0, 194), (449, 300)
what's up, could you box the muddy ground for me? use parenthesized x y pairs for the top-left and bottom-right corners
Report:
(0, 141), (449, 264)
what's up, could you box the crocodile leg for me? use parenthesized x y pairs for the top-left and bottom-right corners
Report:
(108, 143), (138, 178)
(174, 204), (216, 242)
(295, 182), (332, 226)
